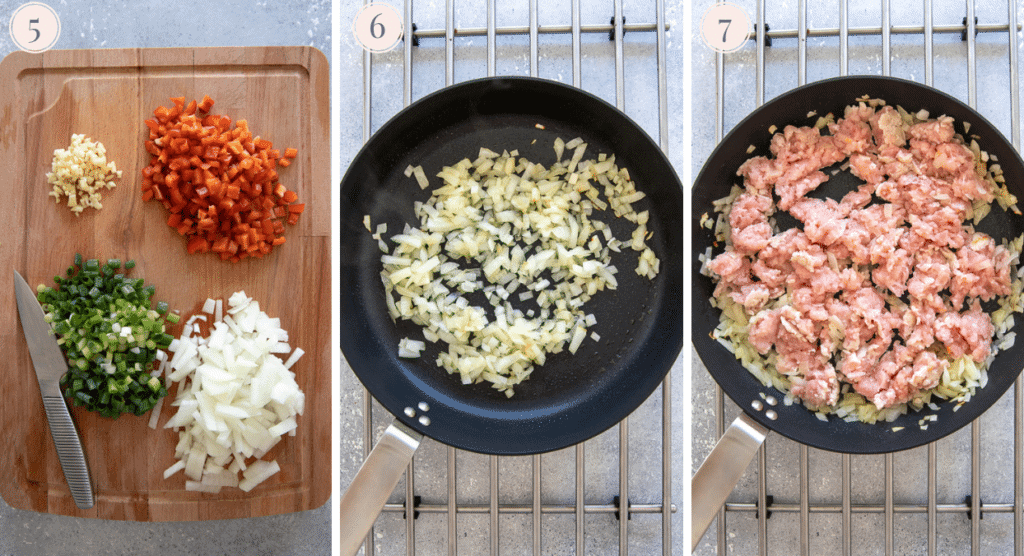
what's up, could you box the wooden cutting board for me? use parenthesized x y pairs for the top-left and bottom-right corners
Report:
(0, 47), (330, 521)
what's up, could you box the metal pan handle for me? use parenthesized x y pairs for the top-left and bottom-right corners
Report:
(691, 412), (770, 551)
(340, 420), (423, 556)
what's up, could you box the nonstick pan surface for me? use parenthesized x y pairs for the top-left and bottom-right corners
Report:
(340, 77), (685, 455)
(693, 75), (1024, 454)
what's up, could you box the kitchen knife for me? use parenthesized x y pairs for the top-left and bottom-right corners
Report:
(13, 270), (94, 509)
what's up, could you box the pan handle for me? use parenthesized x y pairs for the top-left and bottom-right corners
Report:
(340, 419), (423, 556)
(691, 412), (770, 551)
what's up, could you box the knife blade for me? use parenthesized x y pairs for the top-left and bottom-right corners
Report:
(13, 270), (94, 510)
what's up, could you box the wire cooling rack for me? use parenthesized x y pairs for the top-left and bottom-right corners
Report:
(343, 1), (678, 554)
(691, 0), (1023, 554)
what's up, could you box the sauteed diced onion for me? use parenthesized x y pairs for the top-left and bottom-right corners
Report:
(376, 138), (659, 397)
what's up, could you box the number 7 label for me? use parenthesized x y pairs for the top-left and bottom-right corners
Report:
(701, 3), (750, 53)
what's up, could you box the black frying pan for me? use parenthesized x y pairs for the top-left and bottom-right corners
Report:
(692, 75), (1024, 547)
(338, 77), (685, 553)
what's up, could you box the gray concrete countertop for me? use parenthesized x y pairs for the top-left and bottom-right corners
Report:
(337, 1), (687, 553)
(691, 0), (1024, 554)
(0, 1), (331, 555)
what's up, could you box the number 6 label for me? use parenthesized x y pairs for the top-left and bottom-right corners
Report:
(353, 3), (403, 53)
(700, 2), (750, 53)
(9, 2), (60, 54)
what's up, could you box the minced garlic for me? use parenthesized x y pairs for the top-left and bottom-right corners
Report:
(46, 134), (121, 215)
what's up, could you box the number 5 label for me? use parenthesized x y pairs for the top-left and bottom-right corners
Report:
(700, 2), (750, 53)
(9, 2), (60, 53)
(353, 3), (404, 53)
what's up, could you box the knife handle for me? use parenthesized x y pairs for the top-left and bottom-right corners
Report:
(42, 396), (94, 509)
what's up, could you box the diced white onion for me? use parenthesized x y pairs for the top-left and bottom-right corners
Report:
(163, 459), (186, 479)
(160, 292), (304, 493)
(238, 460), (281, 492)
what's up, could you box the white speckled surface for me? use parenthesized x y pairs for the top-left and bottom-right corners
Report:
(691, 1), (1024, 554)
(0, 1), (331, 555)
(337, 1), (688, 553)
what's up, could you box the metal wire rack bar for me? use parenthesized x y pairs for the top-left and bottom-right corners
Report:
(407, 22), (666, 38)
(356, 1), (675, 554)
(742, 21), (1018, 40)
(703, 0), (1023, 555)
(721, 502), (1024, 514)
(377, 502), (672, 514)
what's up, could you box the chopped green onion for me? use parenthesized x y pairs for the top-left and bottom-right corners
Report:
(37, 255), (175, 419)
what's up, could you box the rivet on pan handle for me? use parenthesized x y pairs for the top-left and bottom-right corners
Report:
(339, 420), (423, 556)
(691, 412), (770, 551)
